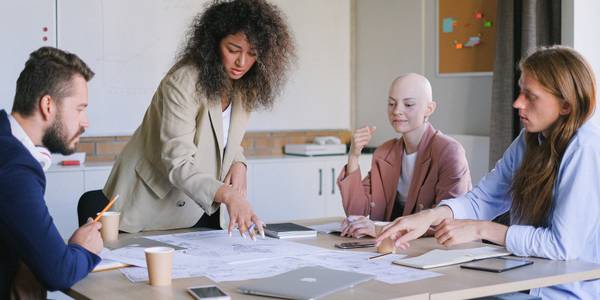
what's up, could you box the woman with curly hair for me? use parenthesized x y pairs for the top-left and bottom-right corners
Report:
(103, 0), (295, 238)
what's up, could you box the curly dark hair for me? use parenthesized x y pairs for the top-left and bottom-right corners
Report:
(177, 0), (295, 111)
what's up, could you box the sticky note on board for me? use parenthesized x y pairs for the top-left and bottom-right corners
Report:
(484, 20), (493, 28)
(464, 36), (481, 47)
(442, 18), (454, 32)
(455, 43), (463, 49)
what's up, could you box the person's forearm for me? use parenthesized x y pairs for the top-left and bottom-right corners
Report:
(425, 206), (454, 226)
(346, 154), (360, 174)
(478, 221), (508, 246)
(214, 185), (233, 204)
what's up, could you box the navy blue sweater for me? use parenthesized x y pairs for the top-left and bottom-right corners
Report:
(0, 110), (100, 297)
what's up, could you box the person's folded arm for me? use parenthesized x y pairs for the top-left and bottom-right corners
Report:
(337, 166), (372, 217)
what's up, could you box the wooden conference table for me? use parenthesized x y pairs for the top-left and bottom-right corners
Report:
(68, 218), (600, 300)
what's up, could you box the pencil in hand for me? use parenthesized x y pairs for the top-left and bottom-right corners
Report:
(94, 194), (120, 222)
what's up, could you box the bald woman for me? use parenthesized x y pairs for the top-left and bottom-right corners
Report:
(338, 73), (472, 238)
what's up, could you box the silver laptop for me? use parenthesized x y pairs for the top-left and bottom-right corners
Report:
(238, 266), (374, 300)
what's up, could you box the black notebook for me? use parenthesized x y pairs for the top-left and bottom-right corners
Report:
(264, 222), (318, 239)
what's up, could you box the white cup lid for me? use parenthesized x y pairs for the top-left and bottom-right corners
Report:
(144, 247), (175, 254)
(97, 211), (120, 217)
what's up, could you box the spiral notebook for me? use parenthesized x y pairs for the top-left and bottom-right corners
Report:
(393, 246), (511, 269)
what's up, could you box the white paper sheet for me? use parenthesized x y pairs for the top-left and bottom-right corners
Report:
(93, 248), (129, 272)
(112, 230), (441, 284)
(299, 250), (441, 284)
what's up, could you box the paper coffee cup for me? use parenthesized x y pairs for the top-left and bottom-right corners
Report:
(97, 211), (120, 242)
(145, 247), (174, 286)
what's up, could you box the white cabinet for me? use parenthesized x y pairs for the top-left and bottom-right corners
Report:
(84, 169), (113, 191)
(247, 155), (372, 223)
(248, 160), (327, 222)
(44, 156), (373, 237)
(322, 154), (374, 217)
(0, 0), (56, 112)
(45, 164), (112, 238)
(45, 171), (84, 239)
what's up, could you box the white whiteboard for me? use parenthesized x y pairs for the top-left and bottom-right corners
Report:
(0, 0), (56, 113)
(57, 0), (204, 136)
(56, 0), (351, 136)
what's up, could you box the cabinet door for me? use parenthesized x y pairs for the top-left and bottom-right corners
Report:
(322, 157), (346, 217)
(248, 161), (327, 222)
(84, 169), (112, 191)
(0, 0), (55, 112)
(45, 172), (85, 239)
(322, 155), (373, 217)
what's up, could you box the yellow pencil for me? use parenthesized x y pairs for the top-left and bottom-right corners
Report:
(93, 194), (120, 222)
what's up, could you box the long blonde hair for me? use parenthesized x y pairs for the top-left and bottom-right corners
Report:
(511, 46), (597, 226)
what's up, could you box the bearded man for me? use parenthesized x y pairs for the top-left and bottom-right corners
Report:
(0, 47), (103, 299)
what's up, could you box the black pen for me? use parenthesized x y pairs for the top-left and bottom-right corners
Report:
(368, 252), (392, 260)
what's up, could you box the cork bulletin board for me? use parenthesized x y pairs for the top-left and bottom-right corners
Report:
(437, 0), (497, 76)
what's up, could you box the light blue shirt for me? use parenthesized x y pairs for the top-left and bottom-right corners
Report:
(440, 120), (600, 299)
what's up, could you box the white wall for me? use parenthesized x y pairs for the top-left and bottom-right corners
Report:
(355, 0), (493, 147)
(355, 0), (425, 146)
(248, 0), (351, 131)
(450, 134), (489, 184)
(563, 0), (600, 125)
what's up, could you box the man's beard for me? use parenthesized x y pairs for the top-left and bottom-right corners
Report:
(42, 112), (84, 155)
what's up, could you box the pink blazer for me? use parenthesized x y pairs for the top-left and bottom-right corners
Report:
(337, 123), (472, 221)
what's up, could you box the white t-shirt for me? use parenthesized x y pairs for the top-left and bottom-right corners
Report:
(396, 150), (418, 206)
(222, 102), (232, 151)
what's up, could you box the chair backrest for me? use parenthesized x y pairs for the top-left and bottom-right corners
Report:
(77, 190), (108, 227)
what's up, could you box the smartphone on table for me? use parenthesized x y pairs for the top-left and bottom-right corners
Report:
(187, 285), (230, 300)
(460, 257), (533, 273)
(334, 241), (376, 249)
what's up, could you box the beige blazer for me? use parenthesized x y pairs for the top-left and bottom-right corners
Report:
(103, 64), (249, 233)
(337, 123), (472, 221)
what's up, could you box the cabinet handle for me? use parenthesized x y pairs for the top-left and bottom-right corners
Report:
(331, 168), (335, 195)
(318, 168), (323, 196)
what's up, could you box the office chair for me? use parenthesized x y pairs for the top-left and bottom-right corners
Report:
(77, 190), (109, 226)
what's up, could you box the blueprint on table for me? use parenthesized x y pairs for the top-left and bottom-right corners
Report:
(106, 230), (441, 284)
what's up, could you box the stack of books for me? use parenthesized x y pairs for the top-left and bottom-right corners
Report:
(264, 222), (318, 239)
